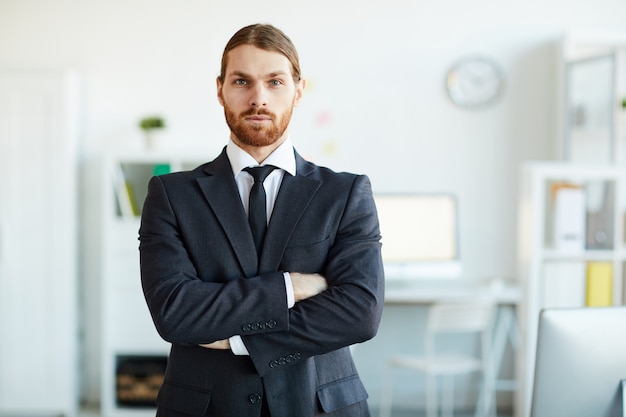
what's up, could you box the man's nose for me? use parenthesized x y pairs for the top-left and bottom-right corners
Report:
(249, 84), (268, 107)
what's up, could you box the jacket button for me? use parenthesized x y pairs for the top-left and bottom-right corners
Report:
(248, 393), (262, 404)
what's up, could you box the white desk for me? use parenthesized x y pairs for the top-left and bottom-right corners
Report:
(384, 279), (521, 305)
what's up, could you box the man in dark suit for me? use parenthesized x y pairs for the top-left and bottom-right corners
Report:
(139, 23), (384, 417)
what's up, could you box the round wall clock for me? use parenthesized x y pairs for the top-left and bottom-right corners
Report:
(445, 56), (505, 108)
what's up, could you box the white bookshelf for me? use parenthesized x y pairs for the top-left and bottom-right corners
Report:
(516, 161), (626, 417)
(88, 152), (207, 417)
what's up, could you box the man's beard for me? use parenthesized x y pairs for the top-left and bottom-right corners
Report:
(224, 105), (293, 148)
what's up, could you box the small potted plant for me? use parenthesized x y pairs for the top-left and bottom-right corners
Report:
(139, 116), (166, 150)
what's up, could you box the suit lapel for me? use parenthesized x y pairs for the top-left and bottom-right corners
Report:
(196, 150), (259, 277)
(196, 149), (321, 276)
(260, 154), (321, 273)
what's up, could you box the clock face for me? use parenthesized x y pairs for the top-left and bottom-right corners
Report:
(446, 57), (504, 108)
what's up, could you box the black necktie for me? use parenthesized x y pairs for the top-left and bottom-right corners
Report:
(244, 165), (276, 255)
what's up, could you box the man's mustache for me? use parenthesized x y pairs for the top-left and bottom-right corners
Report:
(242, 109), (274, 118)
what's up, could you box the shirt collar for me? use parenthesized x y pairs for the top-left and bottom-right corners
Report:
(226, 136), (297, 177)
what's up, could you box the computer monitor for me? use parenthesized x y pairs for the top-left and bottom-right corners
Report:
(374, 193), (461, 279)
(531, 306), (626, 417)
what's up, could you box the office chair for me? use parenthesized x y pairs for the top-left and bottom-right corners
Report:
(379, 300), (497, 417)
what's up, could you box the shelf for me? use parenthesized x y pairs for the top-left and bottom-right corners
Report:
(109, 156), (206, 220)
(517, 161), (626, 417)
(97, 154), (208, 417)
(538, 249), (621, 261)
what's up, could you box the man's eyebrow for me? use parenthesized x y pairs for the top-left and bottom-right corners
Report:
(228, 71), (251, 78)
(267, 71), (289, 78)
(227, 70), (290, 79)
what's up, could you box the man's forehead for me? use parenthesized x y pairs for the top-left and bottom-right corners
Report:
(225, 45), (292, 76)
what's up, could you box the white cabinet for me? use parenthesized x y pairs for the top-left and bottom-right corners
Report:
(559, 33), (626, 165)
(0, 71), (79, 416)
(87, 153), (206, 417)
(516, 161), (626, 417)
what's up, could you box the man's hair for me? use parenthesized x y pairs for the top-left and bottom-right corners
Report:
(218, 24), (301, 83)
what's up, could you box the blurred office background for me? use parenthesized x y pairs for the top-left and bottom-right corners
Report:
(1, 0), (626, 416)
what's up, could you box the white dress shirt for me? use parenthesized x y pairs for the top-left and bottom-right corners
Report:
(226, 137), (297, 355)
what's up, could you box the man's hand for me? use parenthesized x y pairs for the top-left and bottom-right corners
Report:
(290, 272), (328, 302)
(200, 339), (231, 350)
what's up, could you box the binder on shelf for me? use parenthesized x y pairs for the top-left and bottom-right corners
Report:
(125, 182), (139, 216)
(585, 181), (614, 250)
(112, 164), (139, 218)
(551, 183), (586, 253)
(585, 261), (613, 307)
(542, 261), (586, 308)
(153, 163), (171, 176)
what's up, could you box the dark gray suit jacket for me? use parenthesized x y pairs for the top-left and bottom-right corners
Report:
(139, 148), (384, 417)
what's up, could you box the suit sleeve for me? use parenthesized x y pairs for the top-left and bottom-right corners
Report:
(139, 175), (290, 345)
(242, 174), (385, 376)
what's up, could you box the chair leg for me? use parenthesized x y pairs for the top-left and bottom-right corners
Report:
(442, 375), (454, 417)
(474, 373), (496, 417)
(379, 365), (394, 417)
(474, 375), (485, 417)
(426, 374), (438, 417)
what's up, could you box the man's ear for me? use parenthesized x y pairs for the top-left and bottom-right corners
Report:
(216, 77), (224, 106)
(294, 79), (306, 107)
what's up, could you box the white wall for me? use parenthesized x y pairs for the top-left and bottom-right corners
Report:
(2, 0), (626, 409)
(6, 0), (626, 281)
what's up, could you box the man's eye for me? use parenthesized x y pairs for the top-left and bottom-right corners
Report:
(235, 79), (247, 85)
(269, 80), (283, 86)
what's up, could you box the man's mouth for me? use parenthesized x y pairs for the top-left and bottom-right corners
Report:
(246, 115), (271, 121)
(245, 113), (273, 124)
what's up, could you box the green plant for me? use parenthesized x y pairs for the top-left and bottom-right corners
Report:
(139, 116), (165, 131)
(622, 97), (626, 109)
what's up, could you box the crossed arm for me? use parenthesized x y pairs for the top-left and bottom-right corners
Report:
(140, 173), (383, 367)
(200, 272), (328, 350)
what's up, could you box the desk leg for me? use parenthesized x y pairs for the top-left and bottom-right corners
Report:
(622, 379), (625, 417)
(488, 305), (521, 416)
